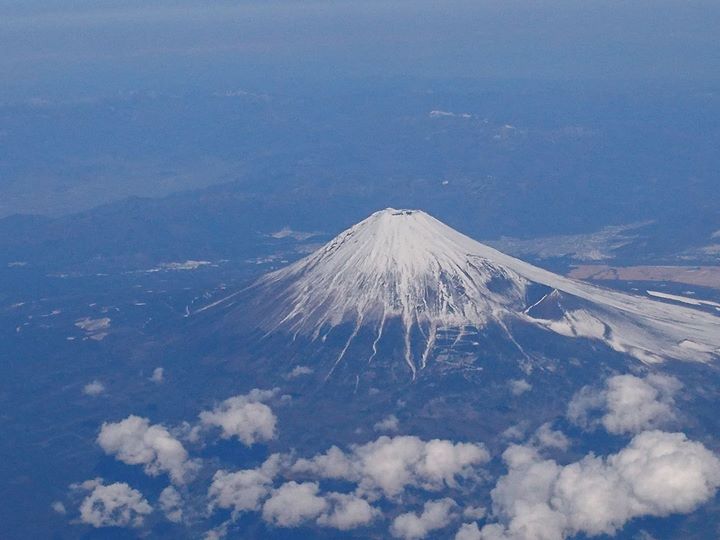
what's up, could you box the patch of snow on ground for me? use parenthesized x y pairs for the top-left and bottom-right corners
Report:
(270, 228), (321, 241)
(647, 290), (720, 309)
(156, 260), (213, 271)
(75, 317), (111, 340)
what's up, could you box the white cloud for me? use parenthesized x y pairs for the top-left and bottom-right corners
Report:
(509, 379), (532, 396)
(83, 380), (105, 396)
(199, 388), (279, 445)
(97, 415), (198, 484)
(262, 481), (328, 527)
(480, 430), (720, 540)
(568, 373), (682, 434)
(374, 414), (400, 432)
(531, 423), (570, 451)
(208, 454), (378, 531)
(150, 367), (164, 383)
(71, 478), (103, 491)
(463, 505), (486, 520)
(203, 521), (229, 540)
(390, 498), (457, 539)
(455, 521), (482, 540)
(501, 422), (528, 441)
(159, 486), (183, 523)
(208, 454), (282, 516)
(316, 492), (380, 530)
(78, 481), (152, 528)
(566, 386), (605, 427)
(292, 445), (354, 478)
(175, 420), (203, 444)
(287, 365), (313, 378)
(292, 436), (489, 498)
(51, 501), (66, 514)
(75, 317), (111, 340)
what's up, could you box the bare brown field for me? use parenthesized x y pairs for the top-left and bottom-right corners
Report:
(568, 265), (720, 289)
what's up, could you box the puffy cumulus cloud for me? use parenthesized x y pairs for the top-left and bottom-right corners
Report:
(51, 501), (66, 514)
(208, 455), (378, 531)
(456, 521), (482, 540)
(175, 420), (203, 444)
(390, 498), (457, 539)
(509, 379), (532, 396)
(150, 367), (164, 383)
(530, 423), (570, 451)
(77, 480), (152, 528)
(316, 492), (380, 530)
(97, 415), (198, 485)
(479, 430), (720, 540)
(568, 373), (681, 435)
(287, 365), (313, 378)
(292, 436), (489, 498)
(556, 431), (720, 533)
(262, 481), (328, 527)
(159, 486), (183, 523)
(501, 422), (528, 441)
(204, 521), (229, 540)
(374, 414), (400, 432)
(463, 505), (487, 520)
(292, 445), (353, 478)
(83, 380), (105, 396)
(199, 388), (279, 445)
(208, 454), (283, 516)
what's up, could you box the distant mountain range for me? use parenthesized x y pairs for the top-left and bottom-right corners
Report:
(0, 176), (718, 272)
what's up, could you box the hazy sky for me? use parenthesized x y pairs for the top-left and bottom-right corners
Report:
(2, 0), (719, 100)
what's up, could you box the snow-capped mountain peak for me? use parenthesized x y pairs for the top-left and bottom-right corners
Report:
(205, 209), (720, 378)
(266, 208), (531, 328)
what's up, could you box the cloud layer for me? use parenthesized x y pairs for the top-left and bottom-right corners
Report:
(69, 378), (719, 540)
(259, 481), (380, 529)
(203, 435), (487, 535)
(76, 479), (152, 528)
(568, 373), (681, 434)
(199, 388), (279, 445)
(97, 415), (197, 484)
(316, 492), (380, 530)
(83, 380), (105, 396)
(292, 436), (490, 498)
(208, 454), (283, 516)
(391, 498), (457, 539)
(478, 430), (720, 540)
(159, 486), (183, 523)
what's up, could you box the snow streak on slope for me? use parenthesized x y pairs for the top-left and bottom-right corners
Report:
(228, 209), (720, 375)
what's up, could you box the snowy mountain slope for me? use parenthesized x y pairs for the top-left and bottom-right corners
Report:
(201, 209), (720, 375)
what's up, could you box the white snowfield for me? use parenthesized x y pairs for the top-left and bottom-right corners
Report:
(220, 209), (720, 375)
(647, 290), (720, 310)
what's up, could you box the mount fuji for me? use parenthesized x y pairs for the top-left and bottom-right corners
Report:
(197, 208), (720, 380)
